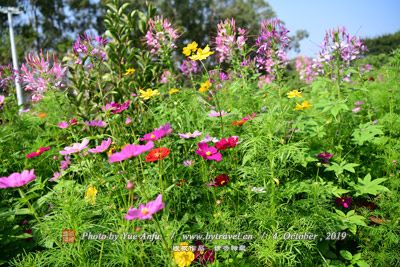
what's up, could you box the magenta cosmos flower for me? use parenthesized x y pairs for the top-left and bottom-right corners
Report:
(60, 138), (90, 155)
(103, 101), (130, 114)
(140, 123), (172, 141)
(125, 194), (165, 220)
(88, 138), (112, 154)
(58, 121), (69, 129)
(26, 146), (51, 158)
(108, 141), (154, 163)
(0, 170), (36, 189)
(178, 130), (202, 139)
(0, 95), (5, 105)
(196, 142), (222, 162)
(208, 110), (229, 117)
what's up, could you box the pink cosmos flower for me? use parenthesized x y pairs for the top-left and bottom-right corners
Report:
(125, 117), (133, 125)
(352, 107), (362, 113)
(196, 142), (222, 162)
(85, 120), (107, 128)
(200, 135), (219, 143)
(140, 123), (172, 141)
(60, 138), (90, 155)
(208, 110), (229, 117)
(60, 156), (71, 170)
(88, 138), (112, 154)
(0, 170), (36, 189)
(108, 141), (154, 163)
(125, 194), (165, 220)
(58, 121), (69, 129)
(49, 172), (61, 182)
(178, 130), (202, 139)
(0, 95), (4, 105)
(103, 101), (130, 114)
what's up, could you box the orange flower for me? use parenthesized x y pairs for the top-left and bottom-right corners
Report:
(37, 112), (47, 119)
(232, 119), (246, 126)
(145, 148), (170, 162)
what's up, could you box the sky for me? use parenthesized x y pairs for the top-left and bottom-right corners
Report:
(268, 0), (400, 58)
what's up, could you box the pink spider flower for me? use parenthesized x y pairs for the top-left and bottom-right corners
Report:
(88, 138), (112, 154)
(196, 142), (222, 162)
(0, 170), (36, 189)
(125, 194), (165, 220)
(140, 123), (172, 141)
(59, 138), (90, 155)
(108, 141), (154, 163)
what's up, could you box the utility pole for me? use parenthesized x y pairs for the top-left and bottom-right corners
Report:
(0, 6), (24, 107)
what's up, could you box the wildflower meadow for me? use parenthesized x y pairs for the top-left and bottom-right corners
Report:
(0, 1), (399, 266)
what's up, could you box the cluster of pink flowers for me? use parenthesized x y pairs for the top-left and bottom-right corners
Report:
(255, 18), (289, 84)
(145, 16), (179, 55)
(179, 59), (199, 76)
(160, 70), (172, 84)
(215, 18), (247, 63)
(196, 136), (239, 162)
(313, 27), (367, 80)
(295, 56), (318, 83)
(73, 33), (108, 64)
(20, 51), (66, 102)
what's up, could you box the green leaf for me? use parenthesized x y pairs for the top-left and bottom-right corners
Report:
(340, 250), (353, 260)
(353, 174), (389, 197)
(357, 260), (370, 267)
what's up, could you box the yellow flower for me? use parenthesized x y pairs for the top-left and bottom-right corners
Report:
(139, 89), (160, 100)
(199, 80), (211, 93)
(183, 41), (198, 56)
(173, 242), (195, 267)
(124, 68), (135, 76)
(295, 100), (312, 111)
(169, 88), (180, 95)
(189, 45), (214, 61)
(287, 90), (302, 99)
(85, 186), (97, 205)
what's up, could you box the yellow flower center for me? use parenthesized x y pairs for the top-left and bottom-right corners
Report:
(206, 151), (211, 156)
(150, 134), (156, 139)
(141, 208), (149, 215)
